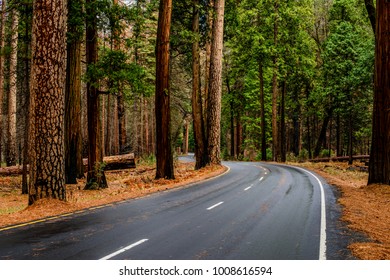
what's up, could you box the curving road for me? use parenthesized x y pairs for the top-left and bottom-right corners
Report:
(0, 158), (341, 260)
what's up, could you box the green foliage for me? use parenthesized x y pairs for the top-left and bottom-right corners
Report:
(138, 154), (156, 167)
(67, 0), (85, 43)
(298, 149), (310, 161)
(86, 161), (107, 190)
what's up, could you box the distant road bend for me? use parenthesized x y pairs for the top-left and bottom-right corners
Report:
(0, 157), (331, 260)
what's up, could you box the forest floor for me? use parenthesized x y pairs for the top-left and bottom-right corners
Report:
(0, 159), (389, 260)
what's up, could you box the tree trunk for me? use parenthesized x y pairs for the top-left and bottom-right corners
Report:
(259, 61), (267, 161)
(230, 102), (235, 158)
(364, 0), (376, 34)
(272, 1), (280, 162)
(118, 91), (126, 154)
(336, 112), (341, 156)
(204, 0), (214, 126)
(225, 67), (235, 159)
(105, 91), (112, 155)
(0, 0), (6, 166)
(143, 98), (150, 155)
(85, 0), (107, 189)
(112, 0), (126, 156)
(348, 112), (353, 165)
(314, 107), (333, 158)
(155, 0), (174, 179)
(235, 115), (241, 157)
(6, 10), (18, 167)
(280, 79), (286, 162)
(21, 5), (31, 195)
(113, 93), (119, 155)
(65, 0), (84, 184)
(192, 0), (207, 169)
(28, 0), (67, 204)
(368, 2), (390, 184)
(206, 0), (225, 165)
(292, 86), (301, 157)
(183, 120), (189, 154)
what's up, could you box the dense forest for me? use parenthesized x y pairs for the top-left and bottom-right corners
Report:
(0, 0), (388, 204)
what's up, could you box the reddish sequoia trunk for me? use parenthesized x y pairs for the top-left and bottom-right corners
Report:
(192, 0), (207, 169)
(7, 9), (18, 167)
(85, 0), (107, 189)
(0, 0), (6, 165)
(368, 2), (390, 184)
(204, 0), (214, 124)
(65, 0), (84, 184)
(28, 0), (67, 204)
(206, 0), (225, 165)
(155, 0), (174, 179)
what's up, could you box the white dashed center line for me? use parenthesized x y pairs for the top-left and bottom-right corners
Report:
(100, 239), (149, 260)
(207, 202), (224, 210)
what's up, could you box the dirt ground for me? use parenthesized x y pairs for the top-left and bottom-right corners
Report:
(0, 160), (389, 260)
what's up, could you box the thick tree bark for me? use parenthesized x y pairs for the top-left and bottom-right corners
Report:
(364, 0), (376, 34)
(65, 0), (84, 184)
(6, 9), (18, 166)
(368, 2), (390, 184)
(0, 0), (6, 165)
(85, 0), (107, 189)
(206, 0), (225, 165)
(204, 0), (214, 125)
(28, 0), (67, 204)
(192, 0), (207, 169)
(155, 0), (174, 179)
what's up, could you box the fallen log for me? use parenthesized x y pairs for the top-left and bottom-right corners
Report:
(0, 153), (136, 177)
(0, 165), (24, 177)
(82, 153), (136, 171)
(308, 155), (370, 163)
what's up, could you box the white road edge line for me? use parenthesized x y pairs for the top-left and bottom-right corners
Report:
(100, 239), (149, 260)
(207, 202), (224, 210)
(294, 166), (327, 260)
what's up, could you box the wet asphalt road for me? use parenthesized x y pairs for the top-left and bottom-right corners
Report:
(0, 159), (340, 260)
